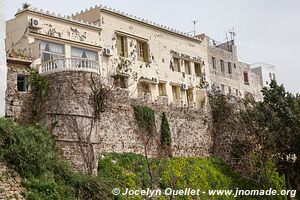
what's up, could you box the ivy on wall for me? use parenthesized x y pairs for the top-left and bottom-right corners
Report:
(28, 69), (49, 122)
(133, 105), (156, 135)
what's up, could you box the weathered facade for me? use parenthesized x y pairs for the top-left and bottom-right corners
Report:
(4, 5), (276, 173)
(251, 62), (276, 88)
(0, 1), (7, 117)
(197, 34), (263, 101)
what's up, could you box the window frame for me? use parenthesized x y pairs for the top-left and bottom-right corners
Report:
(173, 58), (181, 72)
(158, 82), (167, 96)
(228, 62), (232, 74)
(220, 59), (225, 74)
(116, 35), (128, 57)
(71, 46), (98, 61)
(194, 62), (201, 77)
(40, 40), (65, 62)
(137, 40), (149, 62)
(184, 60), (191, 75)
(17, 74), (29, 92)
(212, 57), (216, 69)
(243, 71), (249, 85)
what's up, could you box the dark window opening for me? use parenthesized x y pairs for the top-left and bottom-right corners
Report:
(228, 62), (232, 74)
(17, 75), (28, 92)
(243, 72), (249, 85)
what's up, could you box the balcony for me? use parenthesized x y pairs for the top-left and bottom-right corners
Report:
(38, 58), (100, 75)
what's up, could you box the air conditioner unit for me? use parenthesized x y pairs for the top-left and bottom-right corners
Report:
(182, 84), (188, 90)
(151, 77), (158, 84)
(29, 18), (42, 29)
(103, 48), (113, 56)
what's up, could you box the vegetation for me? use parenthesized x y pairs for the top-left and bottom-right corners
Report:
(98, 153), (286, 200)
(210, 79), (300, 199)
(0, 117), (288, 199)
(160, 112), (171, 146)
(133, 105), (156, 135)
(0, 118), (111, 200)
(28, 69), (49, 122)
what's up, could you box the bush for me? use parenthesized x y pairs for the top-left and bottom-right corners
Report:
(0, 118), (111, 199)
(98, 153), (286, 200)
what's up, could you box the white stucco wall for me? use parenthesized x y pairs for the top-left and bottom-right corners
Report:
(0, 0), (7, 117)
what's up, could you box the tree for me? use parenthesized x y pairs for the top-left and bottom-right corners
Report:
(242, 80), (300, 199)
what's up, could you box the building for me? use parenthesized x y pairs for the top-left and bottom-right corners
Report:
(0, 0), (7, 117)
(6, 6), (209, 111)
(4, 4), (278, 172)
(197, 34), (263, 101)
(240, 62), (263, 101)
(251, 62), (276, 88)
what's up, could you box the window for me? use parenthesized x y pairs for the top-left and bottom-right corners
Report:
(187, 89), (193, 106)
(41, 41), (65, 62)
(228, 62), (232, 74)
(212, 57), (216, 69)
(235, 89), (239, 96)
(71, 47), (98, 60)
(71, 47), (98, 68)
(158, 83), (167, 96)
(116, 35), (128, 57)
(220, 59), (225, 73)
(173, 58), (181, 72)
(194, 63), (201, 77)
(244, 72), (249, 85)
(137, 41), (149, 62)
(17, 75), (28, 92)
(184, 60), (191, 75)
(172, 85), (181, 100)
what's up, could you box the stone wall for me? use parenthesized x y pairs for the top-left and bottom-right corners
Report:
(0, 160), (25, 200)
(5, 62), (31, 123)
(42, 71), (212, 173)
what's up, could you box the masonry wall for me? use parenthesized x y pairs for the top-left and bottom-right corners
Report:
(0, 1), (7, 117)
(0, 160), (24, 200)
(42, 71), (212, 172)
(5, 62), (31, 122)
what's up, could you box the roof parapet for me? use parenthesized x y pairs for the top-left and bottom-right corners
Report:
(71, 4), (198, 41)
(15, 6), (101, 29)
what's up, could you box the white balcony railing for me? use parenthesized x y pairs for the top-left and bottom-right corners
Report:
(38, 58), (100, 74)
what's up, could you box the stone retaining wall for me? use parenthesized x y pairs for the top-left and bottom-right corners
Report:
(43, 71), (213, 173)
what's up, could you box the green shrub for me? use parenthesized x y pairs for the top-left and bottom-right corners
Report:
(98, 153), (286, 200)
(0, 118), (111, 200)
(133, 105), (156, 134)
(160, 112), (171, 146)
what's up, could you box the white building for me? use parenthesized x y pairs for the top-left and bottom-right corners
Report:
(251, 62), (276, 88)
(0, 0), (7, 117)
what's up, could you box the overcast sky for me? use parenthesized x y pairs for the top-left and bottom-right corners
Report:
(4, 0), (300, 93)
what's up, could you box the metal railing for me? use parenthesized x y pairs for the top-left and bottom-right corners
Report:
(39, 58), (100, 74)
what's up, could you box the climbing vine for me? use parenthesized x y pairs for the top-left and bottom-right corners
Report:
(160, 112), (171, 146)
(133, 105), (156, 135)
(28, 69), (49, 122)
(90, 74), (113, 118)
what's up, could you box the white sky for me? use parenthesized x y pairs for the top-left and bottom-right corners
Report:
(4, 0), (300, 93)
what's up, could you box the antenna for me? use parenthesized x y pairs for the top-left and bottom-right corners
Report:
(228, 27), (236, 41)
(191, 20), (198, 36)
(185, 20), (198, 36)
